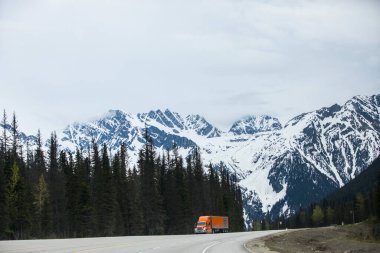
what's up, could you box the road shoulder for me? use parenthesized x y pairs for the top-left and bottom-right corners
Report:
(246, 223), (380, 253)
(244, 231), (292, 253)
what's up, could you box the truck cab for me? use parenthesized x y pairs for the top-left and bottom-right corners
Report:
(194, 216), (211, 234)
(194, 216), (229, 234)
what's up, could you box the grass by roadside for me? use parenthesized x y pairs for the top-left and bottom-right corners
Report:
(246, 222), (380, 253)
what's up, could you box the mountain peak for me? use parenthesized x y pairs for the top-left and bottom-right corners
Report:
(185, 114), (222, 138)
(229, 115), (282, 135)
(103, 109), (126, 119)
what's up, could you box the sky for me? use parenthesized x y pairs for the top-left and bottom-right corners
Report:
(0, 0), (379, 136)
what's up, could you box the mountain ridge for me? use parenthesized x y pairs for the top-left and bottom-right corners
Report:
(3, 94), (380, 228)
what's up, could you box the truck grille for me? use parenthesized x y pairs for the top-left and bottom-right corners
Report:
(195, 228), (205, 233)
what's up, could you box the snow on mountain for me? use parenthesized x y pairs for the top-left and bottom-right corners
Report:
(59, 109), (223, 165)
(229, 115), (282, 135)
(9, 94), (379, 228)
(185, 114), (222, 138)
(0, 123), (38, 150)
(238, 94), (380, 225)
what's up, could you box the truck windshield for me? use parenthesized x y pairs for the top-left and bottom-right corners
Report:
(197, 221), (206, 226)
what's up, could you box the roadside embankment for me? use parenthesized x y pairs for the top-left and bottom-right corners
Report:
(246, 222), (380, 253)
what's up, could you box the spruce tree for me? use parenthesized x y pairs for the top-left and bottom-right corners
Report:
(91, 140), (103, 235)
(65, 150), (78, 237)
(185, 155), (195, 229)
(32, 130), (46, 184)
(1, 110), (8, 154)
(112, 151), (125, 235)
(47, 132), (66, 237)
(192, 147), (205, 218)
(0, 113), (9, 238)
(75, 151), (94, 237)
(34, 175), (52, 237)
(376, 168), (380, 220)
(0, 149), (8, 239)
(139, 130), (164, 235)
(8, 162), (32, 239)
(127, 166), (144, 235)
(11, 112), (18, 157)
(60, 150), (75, 236)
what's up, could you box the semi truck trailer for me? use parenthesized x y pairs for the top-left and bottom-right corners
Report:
(194, 216), (229, 234)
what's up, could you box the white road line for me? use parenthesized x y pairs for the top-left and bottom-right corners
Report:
(243, 242), (252, 253)
(202, 241), (221, 253)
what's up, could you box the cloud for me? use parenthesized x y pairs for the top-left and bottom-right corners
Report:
(0, 0), (379, 135)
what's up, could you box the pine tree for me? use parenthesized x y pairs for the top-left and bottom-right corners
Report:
(127, 166), (144, 235)
(185, 155), (195, 229)
(119, 143), (130, 234)
(232, 177), (245, 231)
(47, 132), (65, 236)
(0, 149), (8, 239)
(355, 192), (366, 222)
(139, 130), (164, 235)
(112, 151), (125, 235)
(11, 113), (18, 157)
(311, 205), (324, 227)
(0, 112), (9, 238)
(8, 162), (32, 239)
(164, 146), (187, 234)
(1, 110), (9, 154)
(103, 144), (117, 235)
(207, 164), (216, 215)
(32, 130), (46, 184)
(75, 151), (94, 237)
(192, 147), (205, 218)
(34, 175), (52, 237)
(91, 140), (103, 235)
(326, 206), (334, 225)
(64, 150), (78, 237)
(58, 151), (73, 237)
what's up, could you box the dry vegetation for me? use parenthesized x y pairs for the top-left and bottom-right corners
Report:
(248, 221), (380, 253)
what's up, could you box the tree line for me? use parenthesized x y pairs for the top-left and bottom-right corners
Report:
(0, 112), (244, 239)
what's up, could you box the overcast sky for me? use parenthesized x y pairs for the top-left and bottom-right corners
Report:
(0, 0), (379, 136)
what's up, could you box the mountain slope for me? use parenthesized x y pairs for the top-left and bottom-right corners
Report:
(327, 155), (380, 203)
(51, 94), (380, 226)
(239, 94), (380, 224)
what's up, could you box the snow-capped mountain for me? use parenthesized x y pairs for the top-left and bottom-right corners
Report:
(57, 94), (380, 227)
(239, 94), (380, 223)
(229, 115), (282, 135)
(7, 94), (380, 228)
(60, 109), (221, 165)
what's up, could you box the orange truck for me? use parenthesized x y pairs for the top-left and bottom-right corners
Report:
(194, 216), (229, 234)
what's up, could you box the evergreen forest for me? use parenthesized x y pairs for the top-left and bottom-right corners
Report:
(0, 112), (244, 240)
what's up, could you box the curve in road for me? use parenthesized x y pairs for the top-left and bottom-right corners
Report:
(0, 230), (280, 253)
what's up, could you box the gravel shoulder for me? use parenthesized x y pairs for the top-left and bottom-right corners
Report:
(246, 223), (380, 253)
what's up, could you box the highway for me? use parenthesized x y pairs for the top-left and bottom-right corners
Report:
(0, 230), (280, 253)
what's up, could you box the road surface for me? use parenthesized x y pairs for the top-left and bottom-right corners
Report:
(0, 230), (280, 253)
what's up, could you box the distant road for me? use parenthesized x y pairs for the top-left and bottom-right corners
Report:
(0, 230), (280, 253)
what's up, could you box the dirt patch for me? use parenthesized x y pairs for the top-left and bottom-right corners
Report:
(247, 223), (380, 253)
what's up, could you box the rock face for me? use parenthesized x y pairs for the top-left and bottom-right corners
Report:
(6, 94), (380, 228)
(229, 115), (282, 135)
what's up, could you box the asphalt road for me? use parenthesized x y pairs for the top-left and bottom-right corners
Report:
(0, 230), (280, 253)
